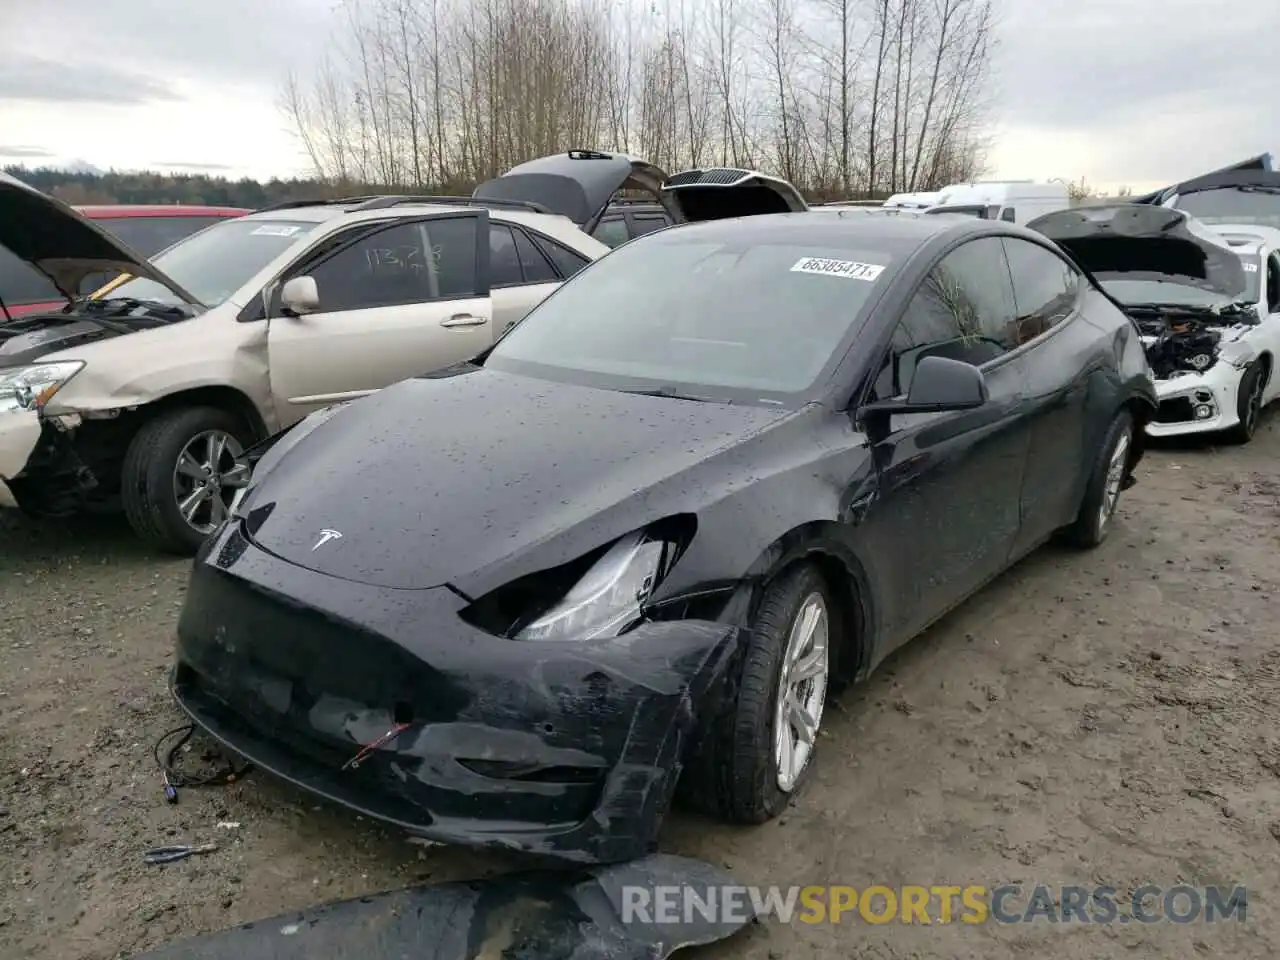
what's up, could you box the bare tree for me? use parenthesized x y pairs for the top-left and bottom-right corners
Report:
(280, 0), (998, 198)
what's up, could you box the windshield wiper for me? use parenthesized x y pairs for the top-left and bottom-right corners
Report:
(76, 297), (189, 328)
(613, 385), (720, 403)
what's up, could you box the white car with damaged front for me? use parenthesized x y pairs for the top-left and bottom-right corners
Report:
(1031, 205), (1278, 443)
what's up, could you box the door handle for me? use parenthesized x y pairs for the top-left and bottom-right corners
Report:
(440, 313), (488, 328)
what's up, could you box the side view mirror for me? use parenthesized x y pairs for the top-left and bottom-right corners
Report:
(280, 276), (320, 316)
(857, 355), (989, 436)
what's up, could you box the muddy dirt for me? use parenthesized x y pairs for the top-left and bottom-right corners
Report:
(3, 420), (1280, 959)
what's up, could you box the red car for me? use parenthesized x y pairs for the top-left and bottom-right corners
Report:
(0, 204), (248, 318)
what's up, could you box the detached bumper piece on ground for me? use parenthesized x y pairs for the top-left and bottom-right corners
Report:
(132, 854), (757, 960)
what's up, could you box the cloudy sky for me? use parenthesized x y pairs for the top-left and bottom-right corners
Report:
(1, 0), (1276, 192)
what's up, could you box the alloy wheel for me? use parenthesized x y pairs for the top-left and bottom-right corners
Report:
(1097, 427), (1131, 533)
(773, 592), (830, 792)
(172, 430), (248, 535)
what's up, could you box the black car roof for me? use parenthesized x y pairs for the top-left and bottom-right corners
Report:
(652, 209), (997, 256)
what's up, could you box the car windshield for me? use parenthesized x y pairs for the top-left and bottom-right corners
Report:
(485, 231), (894, 403)
(1100, 278), (1240, 308)
(94, 219), (316, 307)
(1172, 188), (1280, 230)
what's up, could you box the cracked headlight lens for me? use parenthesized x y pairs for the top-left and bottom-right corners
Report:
(0, 361), (85, 412)
(516, 531), (667, 642)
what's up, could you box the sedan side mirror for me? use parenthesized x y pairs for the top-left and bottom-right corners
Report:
(857, 355), (989, 438)
(280, 276), (320, 316)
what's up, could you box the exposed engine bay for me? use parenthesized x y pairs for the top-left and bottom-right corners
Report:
(0, 299), (198, 368)
(1127, 302), (1258, 379)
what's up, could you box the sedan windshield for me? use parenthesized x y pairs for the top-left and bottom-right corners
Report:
(94, 219), (316, 307)
(486, 231), (894, 402)
(1172, 188), (1280, 230)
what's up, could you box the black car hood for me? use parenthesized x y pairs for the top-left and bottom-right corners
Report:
(1029, 204), (1247, 298)
(241, 367), (793, 592)
(0, 172), (202, 306)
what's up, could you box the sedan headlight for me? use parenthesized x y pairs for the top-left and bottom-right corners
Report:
(516, 530), (669, 642)
(0, 361), (85, 413)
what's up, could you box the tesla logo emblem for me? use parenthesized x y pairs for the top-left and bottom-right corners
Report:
(312, 529), (343, 550)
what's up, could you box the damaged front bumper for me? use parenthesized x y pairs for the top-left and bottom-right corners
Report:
(0, 406), (41, 508)
(1145, 361), (1244, 437)
(172, 521), (742, 865)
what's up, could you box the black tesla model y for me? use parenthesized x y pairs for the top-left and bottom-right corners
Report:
(171, 209), (1157, 864)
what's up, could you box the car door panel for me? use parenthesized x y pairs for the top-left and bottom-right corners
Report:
(268, 212), (491, 420)
(863, 360), (1031, 649)
(1000, 237), (1093, 554)
(854, 237), (1033, 652)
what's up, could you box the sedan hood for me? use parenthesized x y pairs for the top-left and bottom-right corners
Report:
(240, 368), (792, 591)
(1029, 204), (1247, 298)
(0, 172), (203, 307)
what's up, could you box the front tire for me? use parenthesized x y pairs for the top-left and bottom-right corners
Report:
(1224, 360), (1266, 444)
(684, 564), (836, 823)
(1061, 409), (1133, 549)
(121, 406), (250, 555)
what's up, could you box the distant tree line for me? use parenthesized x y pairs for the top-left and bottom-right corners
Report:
(5, 165), (1137, 211)
(2, 166), (402, 210)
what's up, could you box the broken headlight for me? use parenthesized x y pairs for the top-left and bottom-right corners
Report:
(516, 530), (668, 641)
(0, 361), (85, 413)
(460, 519), (695, 642)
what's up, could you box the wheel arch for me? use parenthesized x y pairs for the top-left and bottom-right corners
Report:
(723, 520), (874, 683)
(136, 385), (269, 441)
(1120, 391), (1155, 472)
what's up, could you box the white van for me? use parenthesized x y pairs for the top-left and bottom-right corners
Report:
(924, 181), (1070, 224)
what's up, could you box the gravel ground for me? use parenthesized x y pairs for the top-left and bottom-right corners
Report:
(3, 418), (1280, 959)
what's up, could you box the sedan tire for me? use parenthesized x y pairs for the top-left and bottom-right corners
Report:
(683, 563), (835, 824)
(121, 406), (251, 555)
(1061, 408), (1134, 549)
(1224, 359), (1267, 444)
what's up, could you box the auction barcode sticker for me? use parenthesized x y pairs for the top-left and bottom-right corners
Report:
(251, 224), (304, 237)
(1243, 262), (1259, 272)
(791, 257), (885, 281)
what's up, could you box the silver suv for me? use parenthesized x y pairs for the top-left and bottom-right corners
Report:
(0, 152), (807, 553)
